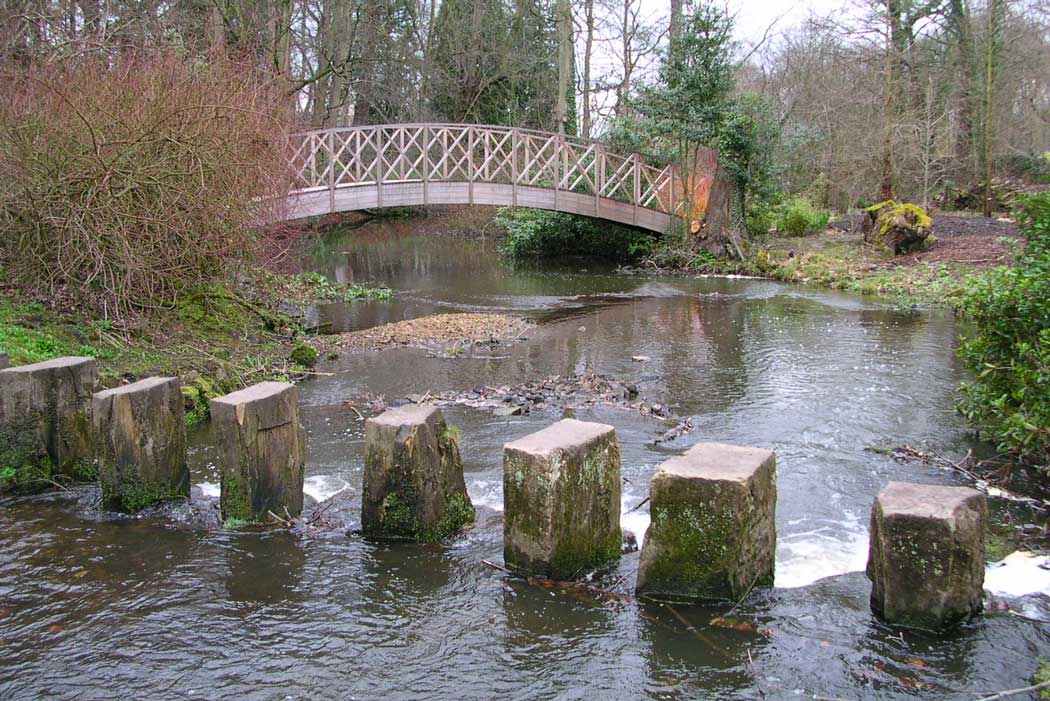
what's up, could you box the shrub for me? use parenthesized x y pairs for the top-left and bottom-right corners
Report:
(0, 51), (294, 319)
(775, 197), (830, 236)
(956, 192), (1050, 468)
(497, 208), (656, 262)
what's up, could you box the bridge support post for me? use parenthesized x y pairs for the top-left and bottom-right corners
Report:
(211, 381), (306, 524)
(93, 376), (189, 513)
(503, 419), (622, 580)
(511, 128), (519, 207)
(636, 442), (777, 601)
(327, 131), (335, 213)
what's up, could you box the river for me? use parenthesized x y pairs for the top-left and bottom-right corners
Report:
(1, 216), (1048, 699)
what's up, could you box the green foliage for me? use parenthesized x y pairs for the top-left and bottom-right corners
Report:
(1035, 659), (1050, 699)
(497, 208), (656, 262)
(776, 197), (830, 236)
(290, 341), (319, 367)
(289, 272), (392, 303)
(956, 193), (1050, 468)
(0, 302), (115, 365)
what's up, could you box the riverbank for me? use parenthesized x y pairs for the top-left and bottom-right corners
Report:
(653, 212), (1021, 309)
(0, 268), (391, 424)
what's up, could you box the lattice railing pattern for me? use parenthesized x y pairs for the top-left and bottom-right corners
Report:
(290, 123), (694, 216)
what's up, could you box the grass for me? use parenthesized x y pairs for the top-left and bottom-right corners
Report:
(0, 268), (394, 426)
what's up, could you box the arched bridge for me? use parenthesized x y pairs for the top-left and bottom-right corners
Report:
(286, 123), (719, 233)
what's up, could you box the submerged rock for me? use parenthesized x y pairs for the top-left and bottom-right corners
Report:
(211, 381), (306, 525)
(867, 481), (986, 631)
(636, 442), (777, 601)
(0, 356), (98, 491)
(93, 377), (189, 513)
(503, 419), (622, 580)
(362, 404), (475, 541)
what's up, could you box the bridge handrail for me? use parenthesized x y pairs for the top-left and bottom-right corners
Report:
(290, 122), (674, 168)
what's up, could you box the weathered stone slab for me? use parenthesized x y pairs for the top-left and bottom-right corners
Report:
(93, 376), (189, 513)
(503, 419), (622, 579)
(211, 381), (305, 524)
(0, 352), (8, 370)
(636, 442), (777, 601)
(363, 404), (474, 541)
(0, 356), (97, 491)
(867, 481), (986, 631)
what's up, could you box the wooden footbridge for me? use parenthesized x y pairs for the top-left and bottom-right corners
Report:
(286, 123), (723, 233)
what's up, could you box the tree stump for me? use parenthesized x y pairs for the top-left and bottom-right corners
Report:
(863, 200), (933, 254)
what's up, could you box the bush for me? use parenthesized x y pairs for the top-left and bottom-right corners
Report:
(956, 192), (1050, 468)
(0, 51), (293, 319)
(775, 197), (830, 236)
(497, 208), (656, 262)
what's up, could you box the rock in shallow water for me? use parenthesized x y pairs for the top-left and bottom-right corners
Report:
(636, 442), (777, 601)
(93, 376), (189, 513)
(363, 404), (474, 541)
(0, 356), (98, 491)
(503, 419), (622, 580)
(867, 481), (986, 631)
(211, 381), (306, 524)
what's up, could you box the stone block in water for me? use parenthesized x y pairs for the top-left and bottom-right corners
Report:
(363, 404), (474, 541)
(867, 481), (986, 631)
(503, 418), (621, 579)
(0, 356), (97, 491)
(636, 442), (777, 600)
(211, 381), (306, 524)
(93, 376), (189, 513)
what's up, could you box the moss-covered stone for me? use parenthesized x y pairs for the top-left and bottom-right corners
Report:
(93, 376), (189, 513)
(636, 443), (777, 601)
(863, 200), (933, 254)
(867, 482), (986, 631)
(211, 381), (306, 523)
(503, 419), (622, 580)
(0, 356), (98, 486)
(363, 405), (474, 542)
(290, 341), (318, 368)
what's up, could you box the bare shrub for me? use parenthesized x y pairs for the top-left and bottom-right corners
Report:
(0, 52), (295, 319)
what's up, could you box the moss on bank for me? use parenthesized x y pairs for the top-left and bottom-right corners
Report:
(0, 271), (392, 426)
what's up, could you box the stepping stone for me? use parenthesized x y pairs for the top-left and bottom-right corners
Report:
(0, 356), (97, 491)
(503, 418), (622, 579)
(636, 442), (777, 601)
(211, 382), (306, 524)
(93, 376), (189, 513)
(867, 481), (986, 631)
(363, 404), (474, 541)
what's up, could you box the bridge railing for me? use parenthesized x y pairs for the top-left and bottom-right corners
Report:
(289, 123), (690, 217)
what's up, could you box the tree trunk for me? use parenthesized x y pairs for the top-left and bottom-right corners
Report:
(582, 0), (594, 138)
(555, 0), (572, 135)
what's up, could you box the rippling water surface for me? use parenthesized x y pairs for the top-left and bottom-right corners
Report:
(2, 217), (1048, 700)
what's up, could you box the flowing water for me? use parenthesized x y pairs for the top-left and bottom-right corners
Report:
(2, 217), (1049, 700)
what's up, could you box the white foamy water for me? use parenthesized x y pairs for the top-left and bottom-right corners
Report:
(304, 475), (351, 503)
(197, 476), (350, 503)
(467, 480), (504, 512)
(775, 524), (871, 589)
(985, 551), (1050, 598)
